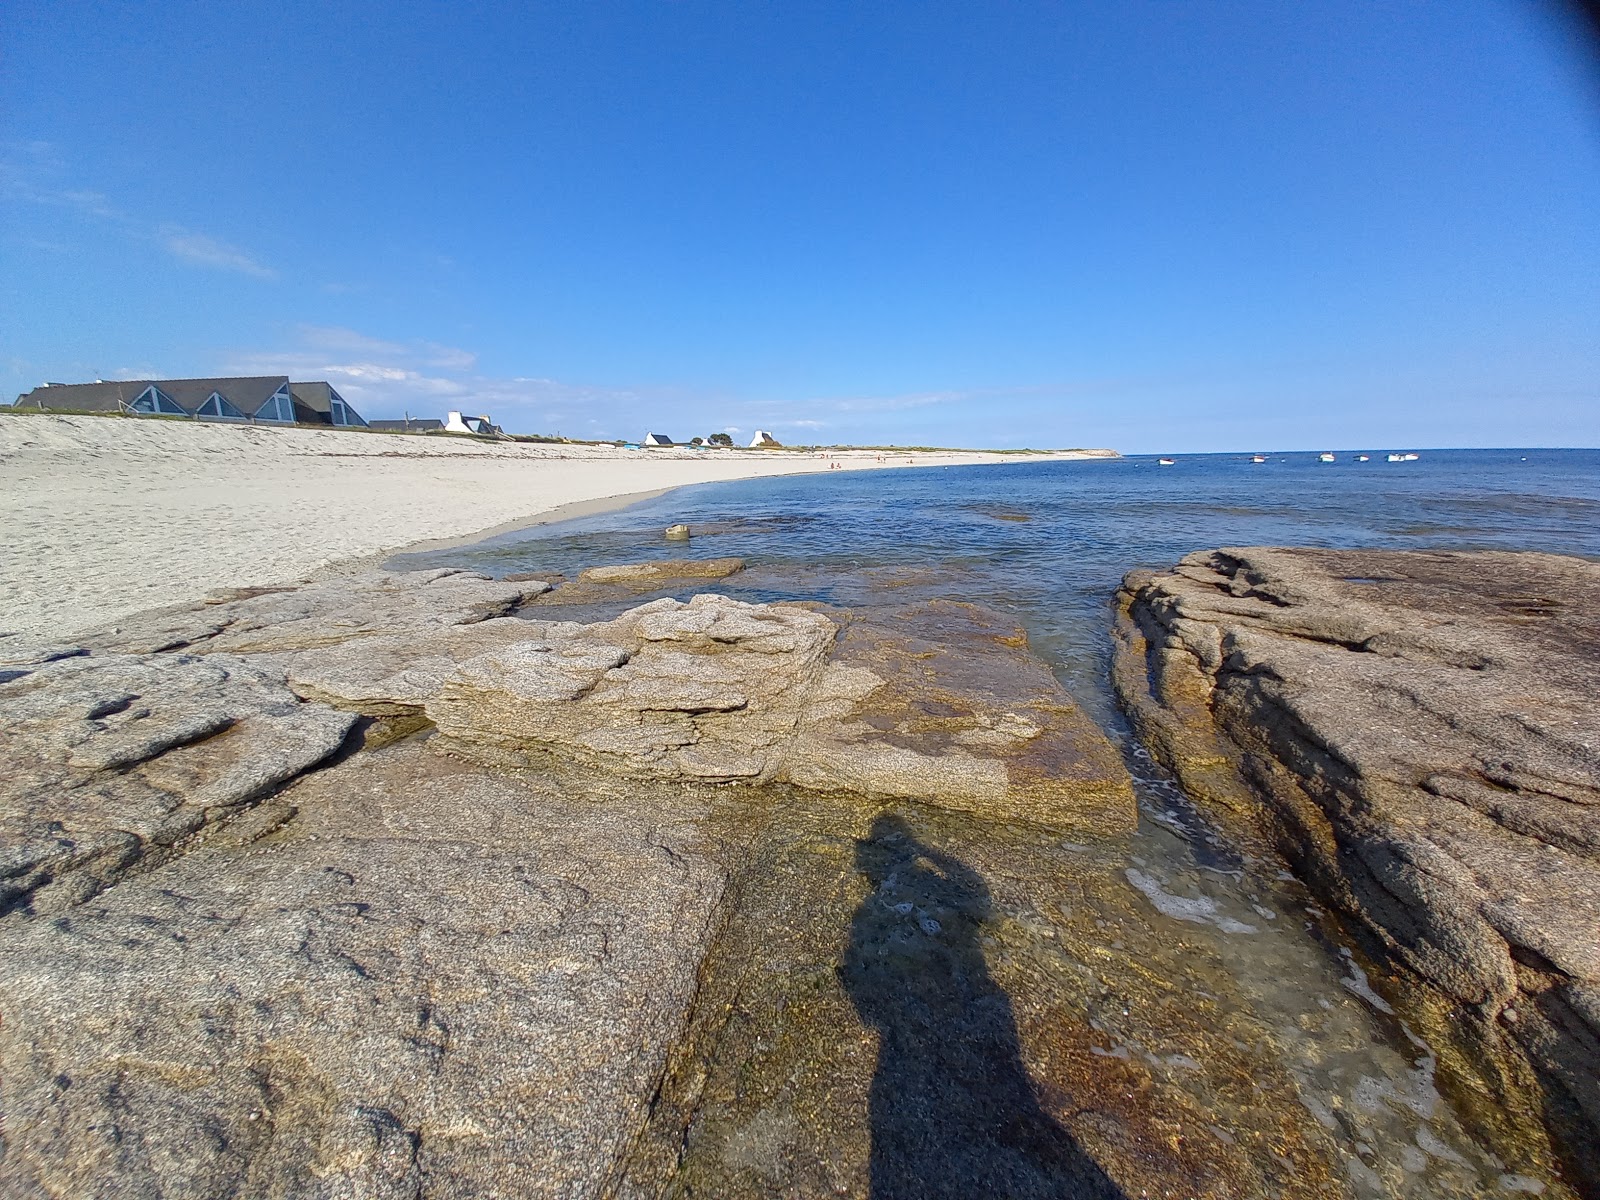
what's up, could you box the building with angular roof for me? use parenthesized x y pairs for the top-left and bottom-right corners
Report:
(11, 376), (368, 428)
(288, 381), (369, 428)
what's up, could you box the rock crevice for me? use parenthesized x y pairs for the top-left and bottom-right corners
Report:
(1113, 546), (1600, 1195)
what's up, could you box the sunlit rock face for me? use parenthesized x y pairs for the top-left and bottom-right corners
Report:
(0, 745), (728, 1200)
(269, 576), (1135, 832)
(1114, 546), (1600, 1195)
(0, 649), (355, 918)
(74, 567), (553, 656)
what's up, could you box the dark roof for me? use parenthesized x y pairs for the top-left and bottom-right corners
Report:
(369, 418), (444, 432)
(13, 380), (148, 413)
(12, 376), (289, 417)
(160, 377), (289, 417)
(288, 381), (337, 414)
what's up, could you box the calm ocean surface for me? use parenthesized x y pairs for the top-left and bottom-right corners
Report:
(395, 447), (1600, 1197)
(399, 447), (1600, 731)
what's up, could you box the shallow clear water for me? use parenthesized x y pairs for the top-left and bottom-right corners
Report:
(394, 447), (1600, 1196)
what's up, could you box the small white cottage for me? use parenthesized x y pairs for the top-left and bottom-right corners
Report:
(749, 430), (781, 448)
(445, 411), (502, 435)
(643, 432), (675, 447)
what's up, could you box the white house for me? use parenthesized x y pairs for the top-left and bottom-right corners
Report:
(643, 432), (675, 447)
(749, 430), (781, 448)
(445, 411), (502, 435)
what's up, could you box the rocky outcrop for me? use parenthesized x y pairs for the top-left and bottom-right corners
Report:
(14, 555), (1526, 1197)
(273, 584), (1133, 831)
(0, 569), (1130, 932)
(1113, 547), (1600, 1195)
(75, 567), (550, 656)
(0, 743), (727, 1198)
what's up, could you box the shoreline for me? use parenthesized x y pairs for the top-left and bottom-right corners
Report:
(322, 485), (681, 580)
(0, 413), (1113, 640)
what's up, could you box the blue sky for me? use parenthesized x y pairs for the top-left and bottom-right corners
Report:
(3, 1), (1597, 452)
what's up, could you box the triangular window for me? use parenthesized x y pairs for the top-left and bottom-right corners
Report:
(255, 386), (294, 422)
(130, 386), (186, 415)
(198, 392), (245, 419)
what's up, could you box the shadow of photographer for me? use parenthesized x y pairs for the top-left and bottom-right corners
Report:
(841, 812), (1125, 1199)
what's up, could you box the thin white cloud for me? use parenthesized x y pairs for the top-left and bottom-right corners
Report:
(4, 142), (276, 281)
(220, 326), (1091, 442)
(296, 325), (409, 356)
(418, 341), (477, 370)
(831, 389), (971, 413)
(160, 227), (277, 279)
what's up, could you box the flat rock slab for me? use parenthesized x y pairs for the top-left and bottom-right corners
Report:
(1113, 546), (1600, 1194)
(0, 743), (726, 1200)
(0, 650), (355, 918)
(284, 587), (1135, 833)
(577, 557), (746, 584)
(75, 568), (551, 656)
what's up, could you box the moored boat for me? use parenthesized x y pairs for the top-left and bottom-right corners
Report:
(1318, 452), (1335, 462)
(1158, 458), (1176, 466)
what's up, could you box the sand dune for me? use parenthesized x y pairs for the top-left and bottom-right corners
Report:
(0, 414), (1108, 639)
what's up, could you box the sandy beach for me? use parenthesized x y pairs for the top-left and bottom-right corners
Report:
(0, 413), (1110, 640)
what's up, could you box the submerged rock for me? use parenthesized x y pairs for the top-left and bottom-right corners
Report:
(577, 557), (745, 584)
(1113, 547), (1600, 1196)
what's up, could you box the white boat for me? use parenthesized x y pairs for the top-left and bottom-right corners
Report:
(1356, 455), (1369, 462)
(1387, 452), (1420, 462)
(1158, 458), (1176, 465)
(1318, 453), (1335, 462)
(1250, 455), (1267, 463)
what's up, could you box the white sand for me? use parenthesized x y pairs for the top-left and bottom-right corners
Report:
(0, 413), (1112, 640)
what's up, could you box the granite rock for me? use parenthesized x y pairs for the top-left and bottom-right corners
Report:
(577, 557), (745, 585)
(1113, 547), (1600, 1194)
(0, 650), (355, 918)
(0, 743), (726, 1199)
(285, 589), (1135, 832)
(75, 568), (551, 656)
(0, 558), (1537, 1197)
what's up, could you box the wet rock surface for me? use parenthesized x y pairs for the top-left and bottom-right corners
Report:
(277, 581), (1134, 831)
(620, 798), (1353, 1200)
(1114, 546), (1600, 1196)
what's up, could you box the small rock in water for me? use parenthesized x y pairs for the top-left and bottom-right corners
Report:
(664, 523), (691, 540)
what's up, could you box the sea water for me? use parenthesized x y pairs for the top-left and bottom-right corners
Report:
(393, 447), (1599, 1196)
